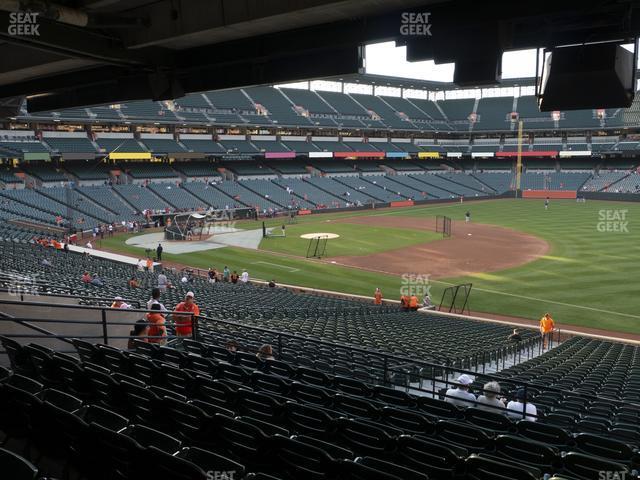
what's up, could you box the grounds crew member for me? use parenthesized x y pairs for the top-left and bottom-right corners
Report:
(539, 312), (555, 348)
(400, 294), (409, 311)
(374, 288), (383, 305)
(409, 294), (419, 311)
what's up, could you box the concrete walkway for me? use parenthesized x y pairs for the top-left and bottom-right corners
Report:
(125, 228), (264, 254)
(69, 244), (161, 266)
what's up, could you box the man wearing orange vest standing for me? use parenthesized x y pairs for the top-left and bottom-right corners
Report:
(539, 313), (555, 349)
(174, 291), (200, 338)
(374, 288), (383, 305)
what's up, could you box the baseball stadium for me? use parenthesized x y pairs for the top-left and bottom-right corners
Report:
(1, 2), (640, 480)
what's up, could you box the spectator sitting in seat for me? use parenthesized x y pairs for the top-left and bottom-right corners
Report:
(81, 271), (91, 283)
(477, 381), (506, 414)
(230, 271), (239, 284)
(127, 319), (149, 349)
(508, 328), (522, 343)
(128, 276), (139, 289)
(90, 274), (104, 287)
(146, 303), (167, 345)
(444, 374), (476, 408)
(111, 296), (131, 309)
(256, 344), (275, 362)
(507, 388), (538, 422)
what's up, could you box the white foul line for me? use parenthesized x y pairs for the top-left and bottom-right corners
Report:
(253, 261), (300, 272)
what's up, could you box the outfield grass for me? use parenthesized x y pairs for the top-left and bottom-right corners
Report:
(390, 199), (640, 334)
(100, 199), (640, 334)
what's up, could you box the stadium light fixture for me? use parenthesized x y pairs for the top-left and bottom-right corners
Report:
(535, 40), (637, 111)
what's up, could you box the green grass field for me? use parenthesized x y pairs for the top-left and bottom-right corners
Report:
(99, 199), (640, 335)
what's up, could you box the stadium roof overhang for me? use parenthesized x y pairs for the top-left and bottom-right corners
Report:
(0, 0), (640, 114)
(326, 73), (538, 91)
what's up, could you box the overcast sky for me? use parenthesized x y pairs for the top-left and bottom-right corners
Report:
(365, 42), (537, 81)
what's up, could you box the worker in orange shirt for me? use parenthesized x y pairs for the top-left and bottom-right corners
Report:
(539, 312), (555, 348)
(146, 257), (153, 273)
(173, 291), (200, 338)
(374, 288), (383, 305)
(400, 294), (409, 312)
(409, 294), (419, 311)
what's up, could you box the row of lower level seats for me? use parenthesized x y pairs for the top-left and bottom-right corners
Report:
(0, 338), (637, 480)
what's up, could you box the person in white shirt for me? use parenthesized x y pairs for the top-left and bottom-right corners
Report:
(146, 288), (168, 312)
(85, 241), (93, 249)
(422, 293), (436, 310)
(240, 270), (249, 283)
(507, 388), (538, 422)
(137, 259), (145, 272)
(444, 374), (476, 408)
(157, 272), (168, 292)
(477, 381), (506, 414)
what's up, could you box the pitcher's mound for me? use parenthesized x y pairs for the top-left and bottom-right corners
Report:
(300, 233), (340, 239)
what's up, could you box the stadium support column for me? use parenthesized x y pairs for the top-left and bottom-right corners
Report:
(516, 120), (523, 198)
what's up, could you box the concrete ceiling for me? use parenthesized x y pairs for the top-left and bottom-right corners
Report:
(0, 0), (638, 113)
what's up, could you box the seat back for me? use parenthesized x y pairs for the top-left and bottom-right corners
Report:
(0, 447), (38, 480)
(395, 435), (464, 479)
(493, 434), (560, 469)
(435, 420), (493, 450)
(285, 401), (336, 438)
(562, 451), (630, 480)
(131, 445), (207, 480)
(271, 434), (337, 480)
(465, 454), (541, 480)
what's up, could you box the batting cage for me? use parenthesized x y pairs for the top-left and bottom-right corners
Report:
(436, 215), (452, 238)
(438, 283), (472, 315)
(306, 235), (328, 259)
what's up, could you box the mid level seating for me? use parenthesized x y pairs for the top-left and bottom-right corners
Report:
(113, 184), (172, 212)
(124, 162), (179, 179)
